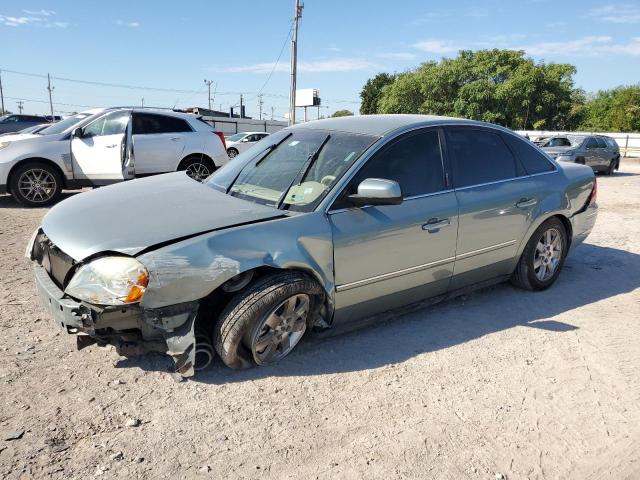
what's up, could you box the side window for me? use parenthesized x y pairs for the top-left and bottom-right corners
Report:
(446, 128), (520, 188)
(502, 133), (555, 174)
(342, 129), (445, 203)
(595, 137), (607, 148)
(133, 113), (192, 134)
(83, 111), (129, 137)
(585, 137), (599, 149)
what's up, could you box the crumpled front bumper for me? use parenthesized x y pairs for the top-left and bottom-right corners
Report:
(33, 263), (199, 377)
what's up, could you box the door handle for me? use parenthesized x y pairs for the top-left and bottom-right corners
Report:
(422, 218), (450, 232)
(170, 137), (181, 141)
(515, 198), (537, 208)
(105, 144), (118, 148)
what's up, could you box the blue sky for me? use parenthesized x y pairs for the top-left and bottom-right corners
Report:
(1, 0), (639, 118)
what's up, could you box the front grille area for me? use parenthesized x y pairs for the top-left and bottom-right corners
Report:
(32, 231), (76, 289)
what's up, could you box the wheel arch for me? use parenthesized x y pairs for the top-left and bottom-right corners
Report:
(516, 212), (573, 259)
(7, 157), (68, 190)
(177, 153), (216, 171)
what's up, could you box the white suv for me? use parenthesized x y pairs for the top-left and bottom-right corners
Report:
(0, 108), (228, 206)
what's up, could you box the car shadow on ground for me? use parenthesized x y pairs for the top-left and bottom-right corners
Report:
(115, 243), (640, 383)
(0, 192), (79, 209)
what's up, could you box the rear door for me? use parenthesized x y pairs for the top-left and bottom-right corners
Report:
(584, 137), (602, 169)
(330, 128), (459, 323)
(71, 110), (132, 183)
(131, 113), (190, 174)
(445, 127), (540, 289)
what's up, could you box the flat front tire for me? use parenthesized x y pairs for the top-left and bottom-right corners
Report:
(511, 217), (568, 291)
(213, 271), (323, 369)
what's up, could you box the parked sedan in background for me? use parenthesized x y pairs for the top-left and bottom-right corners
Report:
(225, 131), (270, 158)
(541, 134), (620, 174)
(0, 107), (228, 206)
(0, 114), (50, 134)
(0, 123), (49, 137)
(28, 115), (598, 377)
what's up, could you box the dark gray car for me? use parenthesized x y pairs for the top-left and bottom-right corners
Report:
(0, 114), (50, 134)
(28, 115), (598, 377)
(541, 134), (620, 174)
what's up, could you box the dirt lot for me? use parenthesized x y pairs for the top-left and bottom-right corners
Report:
(1, 163), (639, 480)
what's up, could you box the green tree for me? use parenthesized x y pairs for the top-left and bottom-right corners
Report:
(359, 73), (397, 114)
(374, 49), (579, 131)
(580, 86), (640, 132)
(331, 109), (354, 117)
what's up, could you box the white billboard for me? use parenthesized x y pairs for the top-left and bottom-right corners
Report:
(295, 88), (321, 107)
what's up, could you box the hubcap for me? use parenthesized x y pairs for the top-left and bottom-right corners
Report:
(18, 169), (56, 203)
(534, 228), (563, 281)
(251, 293), (310, 365)
(185, 162), (211, 182)
(228, 149), (237, 158)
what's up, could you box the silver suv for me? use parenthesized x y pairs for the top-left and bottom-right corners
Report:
(541, 134), (620, 174)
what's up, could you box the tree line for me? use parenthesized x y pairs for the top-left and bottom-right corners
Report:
(359, 49), (640, 133)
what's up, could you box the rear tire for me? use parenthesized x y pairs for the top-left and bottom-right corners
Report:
(178, 155), (215, 182)
(511, 217), (568, 291)
(606, 160), (615, 175)
(213, 271), (323, 370)
(227, 148), (239, 159)
(9, 161), (62, 207)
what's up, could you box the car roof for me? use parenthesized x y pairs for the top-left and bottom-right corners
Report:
(291, 114), (503, 137)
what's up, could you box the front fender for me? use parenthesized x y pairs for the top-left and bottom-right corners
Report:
(137, 212), (335, 311)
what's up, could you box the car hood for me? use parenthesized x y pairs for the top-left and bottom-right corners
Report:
(41, 172), (285, 261)
(542, 146), (575, 155)
(0, 133), (40, 141)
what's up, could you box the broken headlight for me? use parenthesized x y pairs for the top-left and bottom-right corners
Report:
(65, 256), (149, 305)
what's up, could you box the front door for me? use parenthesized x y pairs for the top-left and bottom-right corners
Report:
(71, 110), (132, 183)
(444, 127), (540, 289)
(330, 128), (459, 324)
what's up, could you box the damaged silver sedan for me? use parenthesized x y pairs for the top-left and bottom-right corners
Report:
(28, 115), (598, 377)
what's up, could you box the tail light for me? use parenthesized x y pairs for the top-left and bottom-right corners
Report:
(214, 131), (226, 150)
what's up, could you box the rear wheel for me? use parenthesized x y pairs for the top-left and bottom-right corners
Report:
(511, 217), (568, 291)
(227, 148), (239, 159)
(606, 159), (615, 175)
(213, 271), (323, 369)
(10, 162), (62, 207)
(178, 155), (215, 182)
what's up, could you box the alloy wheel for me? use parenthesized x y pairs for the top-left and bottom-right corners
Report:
(228, 149), (238, 158)
(251, 293), (309, 365)
(18, 168), (57, 203)
(533, 227), (563, 281)
(185, 162), (211, 182)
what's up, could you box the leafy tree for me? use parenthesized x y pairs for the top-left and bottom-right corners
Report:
(372, 49), (579, 130)
(580, 86), (640, 132)
(359, 73), (397, 114)
(331, 109), (354, 117)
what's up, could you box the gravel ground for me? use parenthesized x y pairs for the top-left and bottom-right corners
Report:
(1, 163), (639, 479)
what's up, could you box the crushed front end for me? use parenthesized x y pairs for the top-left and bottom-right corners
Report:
(29, 231), (200, 377)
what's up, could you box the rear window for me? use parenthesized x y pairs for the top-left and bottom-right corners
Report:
(502, 133), (555, 175)
(446, 128), (520, 188)
(544, 137), (572, 147)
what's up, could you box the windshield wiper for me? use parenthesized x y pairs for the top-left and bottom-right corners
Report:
(275, 134), (331, 210)
(226, 132), (293, 194)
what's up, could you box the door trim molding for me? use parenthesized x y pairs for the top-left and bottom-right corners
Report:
(335, 239), (517, 292)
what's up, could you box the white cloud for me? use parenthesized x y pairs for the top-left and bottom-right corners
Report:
(116, 20), (140, 27)
(0, 9), (67, 28)
(412, 39), (462, 54)
(519, 35), (640, 56)
(222, 58), (378, 74)
(376, 52), (417, 60)
(589, 4), (640, 24)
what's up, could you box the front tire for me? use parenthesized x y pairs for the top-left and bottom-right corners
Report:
(10, 161), (62, 207)
(227, 148), (239, 159)
(605, 159), (615, 175)
(179, 155), (215, 182)
(511, 217), (568, 291)
(213, 271), (323, 369)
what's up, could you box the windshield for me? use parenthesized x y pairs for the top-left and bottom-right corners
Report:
(208, 129), (377, 212)
(227, 133), (247, 142)
(0, 115), (9, 123)
(38, 112), (94, 135)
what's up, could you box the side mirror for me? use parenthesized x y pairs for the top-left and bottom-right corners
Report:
(348, 178), (402, 207)
(72, 127), (84, 138)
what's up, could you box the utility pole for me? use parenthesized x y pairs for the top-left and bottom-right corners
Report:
(47, 73), (54, 117)
(239, 94), (244, 118)
(271, 106), (275, 120)
(17, 100), (24, 114)
(0, 70), (4, 114)
(258, 94), (264, 120)
(141, 97), (144, 107)
(204, 79), (214, 110)
(288, 0), (303, 126)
